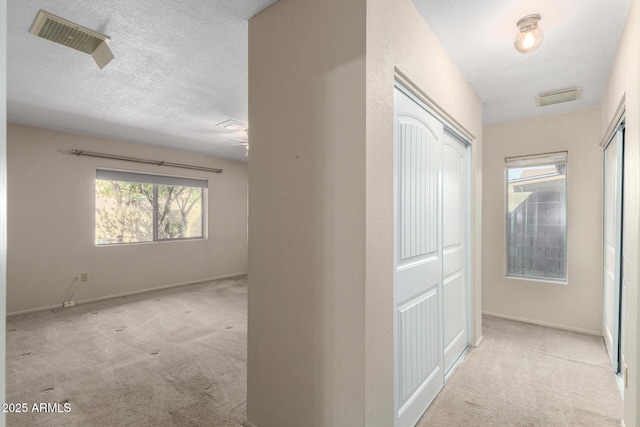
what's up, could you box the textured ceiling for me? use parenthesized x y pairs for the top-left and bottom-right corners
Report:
(7, 1), (633, 161)
(412, 0), (632, 125)
(7, 0), (276, 161)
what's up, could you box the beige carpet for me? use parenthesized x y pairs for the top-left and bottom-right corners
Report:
(8, 284), (623, 427)
(6, 276), (248, 427)
(418, 316), (623, 427)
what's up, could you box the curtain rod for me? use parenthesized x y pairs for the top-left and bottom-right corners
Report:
(69, 149), (223, 174)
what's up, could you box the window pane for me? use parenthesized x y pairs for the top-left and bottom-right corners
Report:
(156, 185), (203, 240)
(95, 180), (154, 244)
(507, 163), (567, 281)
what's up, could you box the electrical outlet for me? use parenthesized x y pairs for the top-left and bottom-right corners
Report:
(80, 273), (88, 282)
(63, 301), (75, 308)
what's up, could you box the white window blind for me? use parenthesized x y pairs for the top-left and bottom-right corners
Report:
(96, 169), (208, 188)
(505, 151), (567, 168)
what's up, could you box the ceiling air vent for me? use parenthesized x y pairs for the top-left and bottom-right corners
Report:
(29, 10), (114, 69)
(535, 88), (582, 107)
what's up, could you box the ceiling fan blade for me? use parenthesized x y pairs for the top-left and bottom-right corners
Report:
(217, 143), (249, 149)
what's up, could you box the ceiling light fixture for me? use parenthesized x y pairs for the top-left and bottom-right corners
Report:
(514, 14), (543, 54)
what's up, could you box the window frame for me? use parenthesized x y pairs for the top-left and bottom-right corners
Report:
(504, 152), (568, 283)
(95, 169), (207, 246)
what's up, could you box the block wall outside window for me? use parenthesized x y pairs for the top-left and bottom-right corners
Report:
(506, 153), (567, 282)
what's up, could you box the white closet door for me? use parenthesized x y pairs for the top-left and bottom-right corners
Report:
(442, 131), (469, 374)
(394, 87), (444, 427)
(603, 126), (623, 371)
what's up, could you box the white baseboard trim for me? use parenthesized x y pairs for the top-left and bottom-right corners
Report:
(483, 312), (601, 336)
(8, 272), (248, 316)
(474, 335), (484, 347)
(620, 420), (625, 427)
(244, 419), (258, 427)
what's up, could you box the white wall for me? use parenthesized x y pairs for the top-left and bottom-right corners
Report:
(482, 108), (603, 334)
(247, 0), (482, 425)
(599, 0), (640, 424)
(7, 124), (248, 314)
(0, 0), (7, 424)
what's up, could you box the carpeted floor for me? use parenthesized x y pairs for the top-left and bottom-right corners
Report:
(7, 281), (623, 427)
(6, 276), (248, 427)
(418, 316), (623, 427)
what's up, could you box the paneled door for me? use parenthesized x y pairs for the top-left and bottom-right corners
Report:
(394, 85), (470, 427)
(603, 124), (624, 372)
(442, 131), (469, 374)
(394, 86), (445, 427)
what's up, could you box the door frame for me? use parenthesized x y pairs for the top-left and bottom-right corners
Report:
(393, 83), (445, 427)
(442, 127), (473, 377)
(393, 80), (473, 426)
(602, 119), (625, 376)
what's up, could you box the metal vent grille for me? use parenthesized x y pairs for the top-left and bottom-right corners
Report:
(29, 10), (114, 69)
(535, 88), (583, 107)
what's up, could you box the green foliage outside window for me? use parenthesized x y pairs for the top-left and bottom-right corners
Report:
(96, 180), (203, 245)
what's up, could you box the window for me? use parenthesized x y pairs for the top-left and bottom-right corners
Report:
(95, 170), (206, 245)
(506, 152), (567, 282)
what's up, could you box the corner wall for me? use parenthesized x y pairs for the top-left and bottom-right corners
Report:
(482, 108), (603, 334)
(7, 124), (248, 314)
(247, 1), (367, 426)
(599, 1), (640, 425)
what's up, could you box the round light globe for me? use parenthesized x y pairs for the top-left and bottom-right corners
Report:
(514, 14), (544, 54)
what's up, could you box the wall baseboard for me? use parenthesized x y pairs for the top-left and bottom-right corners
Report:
(243, 420), (258, 427)
(620, 420), (625, 427)
(474, 335), (484, 347)
(482, 311), (602, 336)
(8, 272), (248, 316)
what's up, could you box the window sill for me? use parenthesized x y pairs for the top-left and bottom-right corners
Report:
(96, 237), (207, 247)
(505, 274), (568, 285)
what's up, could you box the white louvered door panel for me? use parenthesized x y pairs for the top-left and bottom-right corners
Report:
(394, 86), (444, 427)
(442, 132), (469, 374)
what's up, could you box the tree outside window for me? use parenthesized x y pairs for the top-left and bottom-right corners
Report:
(95, 170), (205, 245)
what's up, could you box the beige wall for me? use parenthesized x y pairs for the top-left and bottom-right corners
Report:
(1, 0), (7, 422)
(247, 0), (482, 425)
(482, 108), (603, 334)
(248, 1), (367, 425)
(599, 0), (640, 425)
(7, 123), (248, 314)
